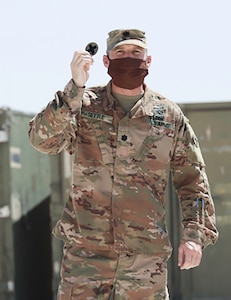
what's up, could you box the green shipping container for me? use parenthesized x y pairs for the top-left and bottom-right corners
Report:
(0, 108), (52, 300)
(167, 102), (231, 299)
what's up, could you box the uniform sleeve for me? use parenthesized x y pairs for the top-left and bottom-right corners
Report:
(170, 111), (218, 248)
(28, 80), (85, 155)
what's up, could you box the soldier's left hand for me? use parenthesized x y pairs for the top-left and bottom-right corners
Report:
(178, 241), (202, 270)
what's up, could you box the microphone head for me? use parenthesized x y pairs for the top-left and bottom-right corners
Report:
(85, 42), (98, 56)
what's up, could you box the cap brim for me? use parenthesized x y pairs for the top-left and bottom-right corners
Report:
(113, 39), (147, 49)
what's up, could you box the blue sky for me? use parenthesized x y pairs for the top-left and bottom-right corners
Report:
(1, 0), (231, 113)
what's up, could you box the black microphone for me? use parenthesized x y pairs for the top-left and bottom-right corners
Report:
(85, 42), (98, 56)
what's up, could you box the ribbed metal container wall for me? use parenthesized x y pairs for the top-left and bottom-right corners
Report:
(0, 108), (52, 300)
(167, 102), (231, 299)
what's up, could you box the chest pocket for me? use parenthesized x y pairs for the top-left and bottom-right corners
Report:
(77, 111), (114, 166)
(132, 114), (175, 171)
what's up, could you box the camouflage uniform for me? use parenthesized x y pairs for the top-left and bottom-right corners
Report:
(58, 245), (169, 299)
(29, 79), (218, 299)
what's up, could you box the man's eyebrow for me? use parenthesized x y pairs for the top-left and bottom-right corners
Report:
(113, 45), (143, 51)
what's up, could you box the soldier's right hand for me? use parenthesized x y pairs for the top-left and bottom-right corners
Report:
(70, 50), (93, 87)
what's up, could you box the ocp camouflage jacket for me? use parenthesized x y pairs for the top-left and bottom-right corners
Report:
(29, 80), (218, 254)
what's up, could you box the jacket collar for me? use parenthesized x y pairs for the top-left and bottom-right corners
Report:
(104, 81), (163, 118)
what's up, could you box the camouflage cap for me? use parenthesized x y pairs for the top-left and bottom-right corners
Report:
(107, 29), (147, 52)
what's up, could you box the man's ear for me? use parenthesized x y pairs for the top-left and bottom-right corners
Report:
(146, 55), (152, 68)
(103, 55), (110, 68)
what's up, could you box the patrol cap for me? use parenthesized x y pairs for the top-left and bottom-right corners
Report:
(107, 29), (147, 52)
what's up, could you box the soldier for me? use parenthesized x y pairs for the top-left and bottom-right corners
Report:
(29, 29), (218, 299)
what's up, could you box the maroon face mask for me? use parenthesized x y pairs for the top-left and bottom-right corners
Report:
(107, 57), (148, 89)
